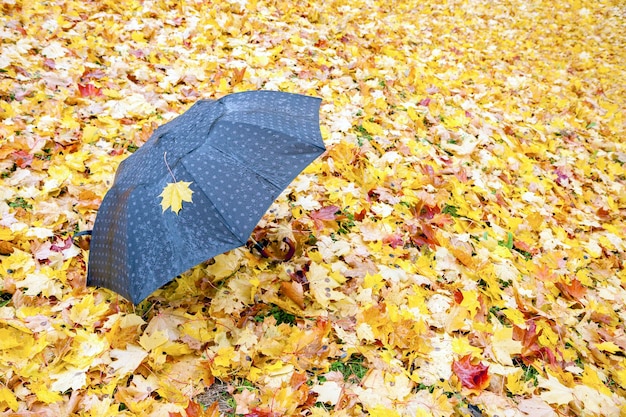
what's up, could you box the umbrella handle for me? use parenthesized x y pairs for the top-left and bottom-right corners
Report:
(72, 230), (92, 250)
(250, 237), (296, 262)
(73, 230), (93, 237)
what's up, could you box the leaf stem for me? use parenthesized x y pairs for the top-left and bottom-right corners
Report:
(164, 152), (177, 182)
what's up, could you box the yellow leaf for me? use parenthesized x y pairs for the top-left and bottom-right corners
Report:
(0, 227), (15, 241)
(491, 325), (522, 366)
(61, 109), (80, 129)
(205, 251), (243, 280)
(594, 341), (621, 354)
(159, 181), (194, 214)
(131, 31), (146, 43)
(213, 346), (236, 368)
(50, 365), (88, 392)
(69, 294), (110, 327)
(64, 329), (109, 368)
(159, 341), (193, 357)
(362, 119), (384, 136)
(460, 289), (480, 318)
(82, 124), (100, 143)
(102, 88), (122, 98)
(139, 330), (169, 351)
(536, 321), (559, 347)
(120, 314), (146, 328)
(0, 327), (21, 350)
(0, 387), (18, 411)
(451, 336), (483, 356)
(506, 370), (534, 396)
(369, 405), (401, 417)
(30, 381), (63, 404)
(363, 273), (384, 292)
(0, 101), (15, 118)
(539, 373), (574, 405)
(502, 308), (526, 327)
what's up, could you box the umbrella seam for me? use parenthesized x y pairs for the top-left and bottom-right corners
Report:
(191, 142), (285, 190)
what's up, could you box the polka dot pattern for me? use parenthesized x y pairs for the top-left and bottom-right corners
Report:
(87, 91), (325, 304)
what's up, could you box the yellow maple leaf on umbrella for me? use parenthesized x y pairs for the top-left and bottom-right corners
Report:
(159, 152), (194, 214)
(159, 181), (194, 214)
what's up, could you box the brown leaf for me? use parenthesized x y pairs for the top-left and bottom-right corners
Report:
(281, 281), (305, 309)
(0, 241), (15, 255)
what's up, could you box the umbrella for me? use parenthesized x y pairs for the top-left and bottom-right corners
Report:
(87, 91), (325, 304)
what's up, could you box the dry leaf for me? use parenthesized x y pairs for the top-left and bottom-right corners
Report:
(159, 181), (194, 214)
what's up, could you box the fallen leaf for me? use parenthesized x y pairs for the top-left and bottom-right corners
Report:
(160, 181), (194, 214)
(452, 355), (490, 390)
(280, 280), (305, 309)
(109, 344), (148, 376)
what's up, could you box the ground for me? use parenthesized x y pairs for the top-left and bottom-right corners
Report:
(0, 0), (625, 416)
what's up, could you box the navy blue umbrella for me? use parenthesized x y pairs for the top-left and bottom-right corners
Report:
(87, 91), (325, 304)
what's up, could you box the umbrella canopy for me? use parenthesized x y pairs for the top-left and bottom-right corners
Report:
(87, 91), (325, 304)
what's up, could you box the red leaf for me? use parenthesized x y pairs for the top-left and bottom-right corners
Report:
(77, 83), (103, 97)
(51, 237), (72, 252)
(514, 320), (558, 366)
(513, 239), (538, 257)
(453, 289), (464, 304)
(309, 205), (340, 230)
(408, 222), (439, 248)
(310, 205), (340, 220)
(244, 409), (280, 417)
(452, 355), (490, 390)
(383, 233), (404, 248)
(11, 150), (33, 168)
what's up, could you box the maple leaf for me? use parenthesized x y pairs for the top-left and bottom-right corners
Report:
(109, 344), (148, 376)
(538, 373), (574, 406)
(452, 355), (490, 390)
(49, 366), (89, 392)
(159, 181), (194, 214)
(0, 387), (18, 412)
(308, 205), (341, 230)
(555, 278), (587, 301)
(77, 83), (103, 98)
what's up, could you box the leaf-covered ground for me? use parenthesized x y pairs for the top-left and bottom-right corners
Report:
(1, 0), (625, 415)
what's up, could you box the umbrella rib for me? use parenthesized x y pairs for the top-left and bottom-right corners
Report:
(202, 190), (249, 246)
(201, 141), (285, 190)
(224, 111), (326, 151)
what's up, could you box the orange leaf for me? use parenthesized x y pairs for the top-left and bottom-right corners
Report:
(281, 281), (305, 309)
(77, 83), (103, 97)
(452, 355), (490, 390)
(185, 401), (203, 417)
(204, 402), (220, 417)
(555, 278), (587, 301)
(231, 67), (246, 85)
